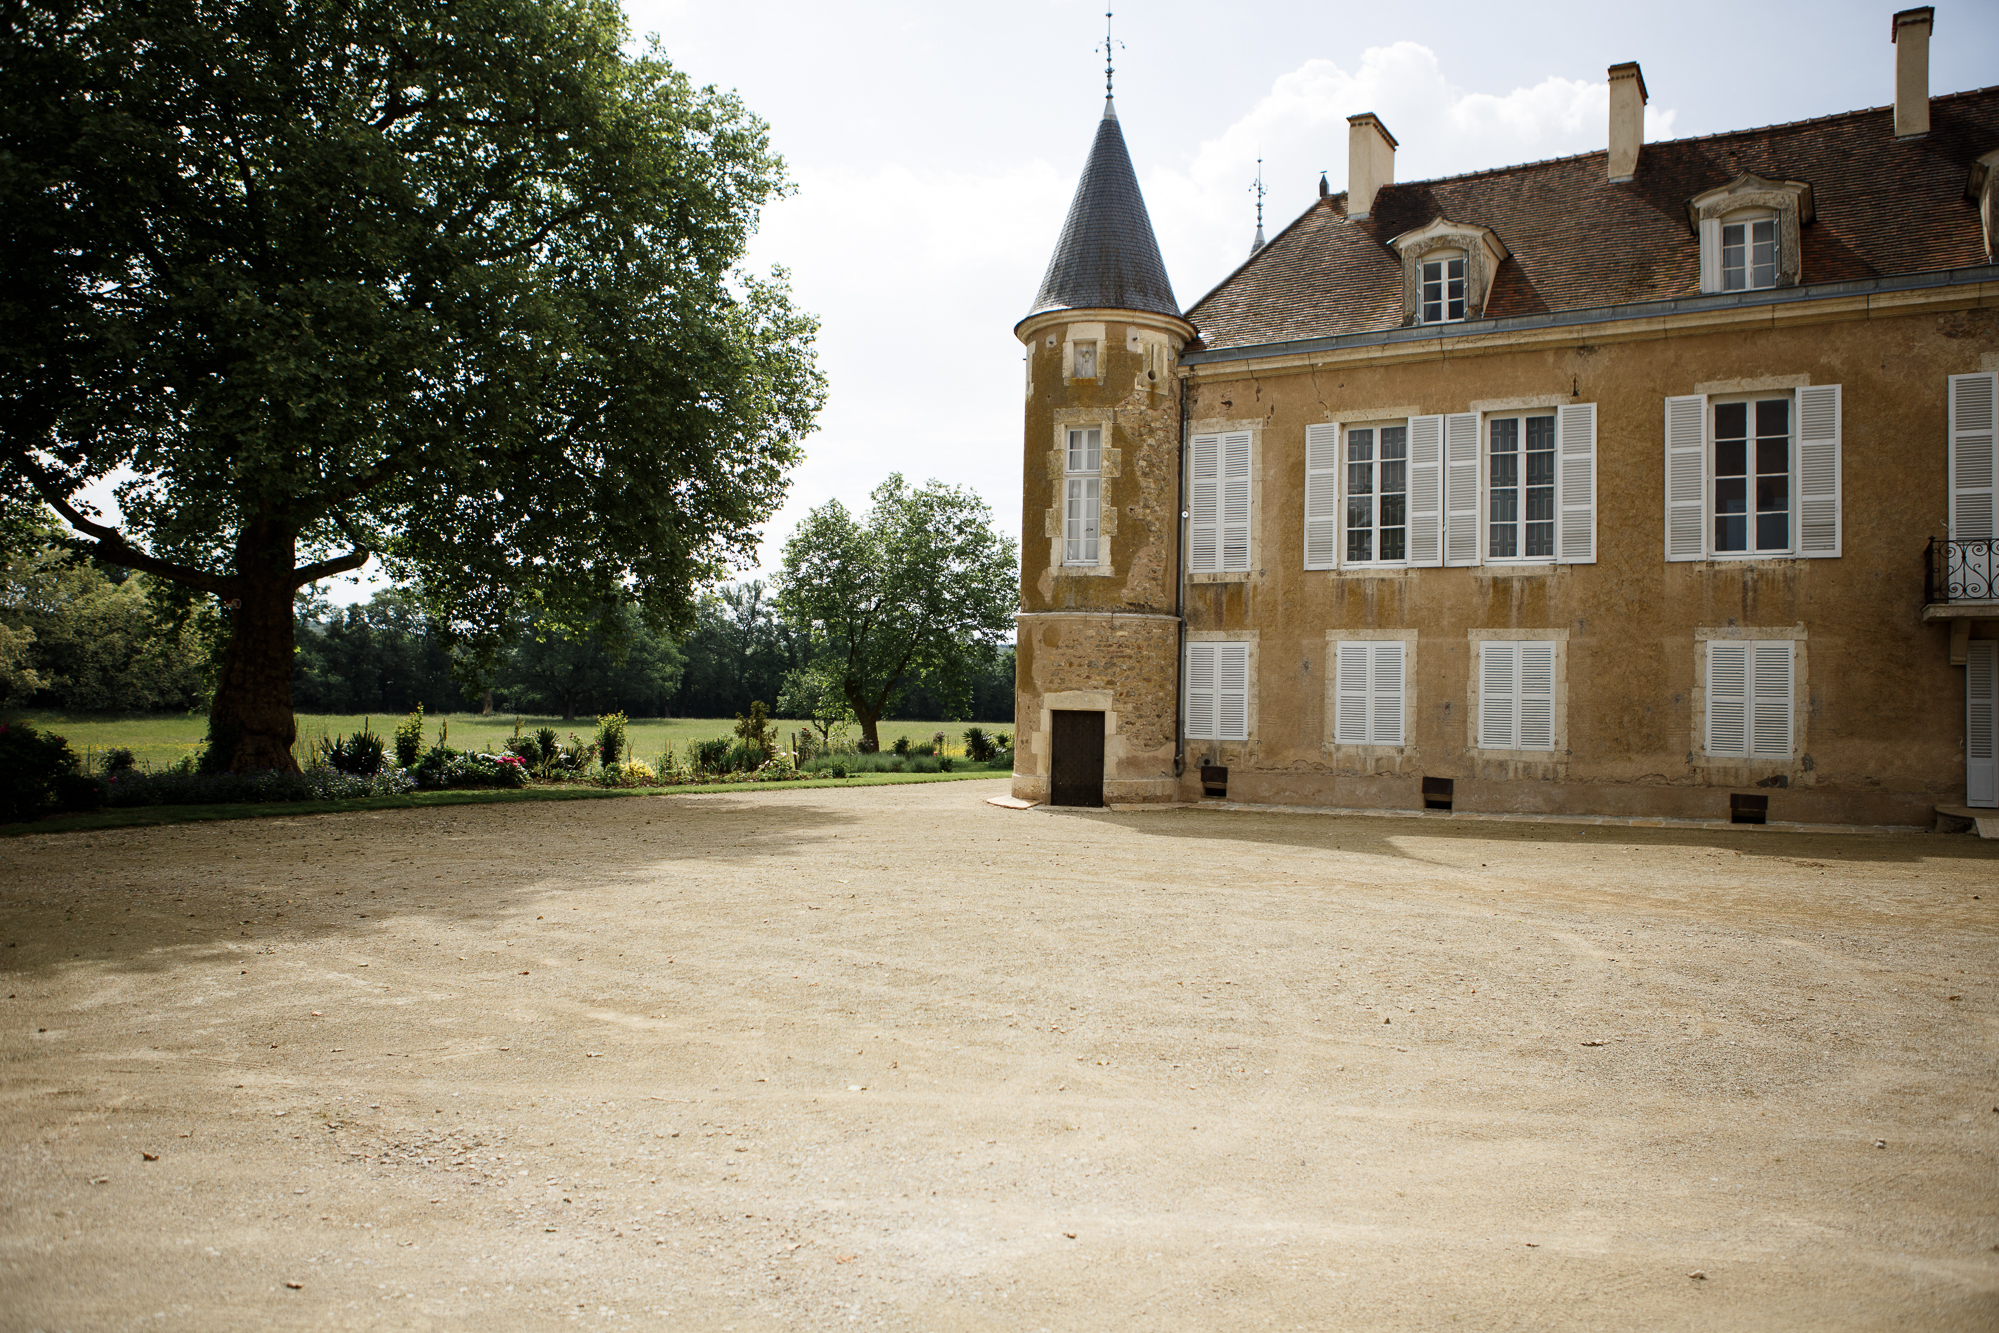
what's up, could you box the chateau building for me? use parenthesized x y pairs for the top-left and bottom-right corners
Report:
(1011, 6), (1999, 826)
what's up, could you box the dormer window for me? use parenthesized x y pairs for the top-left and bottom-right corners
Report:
(1420, 253), (1467, 323)
(1388, 218), (1507, 328)
(1691, 173), (1812, 295)
(1720, 211), (1778, 291)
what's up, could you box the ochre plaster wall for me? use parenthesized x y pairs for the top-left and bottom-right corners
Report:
(1175, 298), (1999, 825)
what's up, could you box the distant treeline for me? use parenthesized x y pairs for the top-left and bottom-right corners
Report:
(294, 582), (1014, 722)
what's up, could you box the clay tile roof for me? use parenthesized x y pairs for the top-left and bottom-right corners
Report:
(1186, 86), (1999, 352)
(1025, 100), (1181, 323)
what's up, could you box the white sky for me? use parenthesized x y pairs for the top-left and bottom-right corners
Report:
(284, 2), (1999, 601)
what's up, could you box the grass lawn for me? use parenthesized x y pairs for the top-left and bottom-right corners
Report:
(1, 712), (1013, 771)
(0, 768), (1008, 837)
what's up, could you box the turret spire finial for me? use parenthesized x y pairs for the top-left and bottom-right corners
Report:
(1098, 9), (1121, 101)
(1249, 157), (1268, 257)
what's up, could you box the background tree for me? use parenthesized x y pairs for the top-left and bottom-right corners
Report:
(2, 0), (824, 770)
(669, 581), (811, 717)
(494, 605), (684, 721)
(777, 660), (854, 751)
(775, 475), (1016, 752)
(292, 588), (473, 716)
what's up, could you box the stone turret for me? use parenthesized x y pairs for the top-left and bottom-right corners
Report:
(1011, 95), (1193, 807)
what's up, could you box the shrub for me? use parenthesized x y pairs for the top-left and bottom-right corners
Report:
(594, 711), (628, 768)
(938, 755), (953, 772)
(750, 749), (799, 782)
(534, 726), (561, 769)
(735, 701), (775, 760)
(993, 731), (1012, 751)
(962, 726), (994, 762)
(604, 758), (657, 788)
(830, 761), (848, 778)
(0, 722), (93, 823)
(393, 705), (425, 769)
(324, 722), (386, 776)
(694, 737), (732, 773)
(415, 749), (528, 790)
(891, 734), (911, 756)
(988, 747), (1014, 771)
(103, 761), (417, 807)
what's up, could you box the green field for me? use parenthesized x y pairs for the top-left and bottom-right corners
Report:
(1, 712), (1011, 770)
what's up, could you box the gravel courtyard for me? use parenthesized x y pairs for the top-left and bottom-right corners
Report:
(2, 779), (1995, 1331)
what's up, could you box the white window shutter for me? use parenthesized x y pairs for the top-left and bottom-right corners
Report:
(1665, 394), (1708, 561)
(1334, 641), (1372, 744)
(1517, 642), (1556, 750)
(1706, 640), (1749, 757)
(1216, 642), (1250, 741)
(1189, 433), (1220, 574)
(1405, 415), (1444, 567)
(1478, 642), (1517, 749)
(1556, 402), (1597, 563)
(1372, 642), (1406, 746)
(1698, 217), (1720, 294)
(1949, 372), (1997, 543)
(1304, 423), (1341, 570)
(1221, 432), (1253, 572)
(1795, 384), (1841, 557)
(1749, 641), (1794, 758)
(1185, 642), (1216, 740)
(1968, 638), (1998, 808)
(1444, 411), (1480, 566)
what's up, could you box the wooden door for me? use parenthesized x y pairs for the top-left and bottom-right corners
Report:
(1049, 710), (1105, 808)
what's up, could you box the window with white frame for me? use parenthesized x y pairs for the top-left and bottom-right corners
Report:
(1705, 639), (1794, 759)
(1345, 422), (1409, 563)
(1302, 404), (1595, 572)
(1477, 641), (1556, 751)
(1487, 413), (1557, 560)
(1718, 211), (1778, 292)
(1189, 431), (1252, 574)
(1185, 640), (1250, 741)
(1063, 426), (1102, 565)
(1663, 386), (1842, 561)
(1420, 252), (1467, 323)
(1332, 641), (1406, 746)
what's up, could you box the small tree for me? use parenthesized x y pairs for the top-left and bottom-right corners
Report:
(734, 701), (776, 762)
(779, 661), (854, 753)
(774, 475), (1016, 753)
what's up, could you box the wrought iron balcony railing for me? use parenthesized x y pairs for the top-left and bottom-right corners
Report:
(1926, 537), (1998, 604)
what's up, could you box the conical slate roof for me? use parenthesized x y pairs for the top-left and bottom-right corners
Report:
(1024, 100), (1179, 321)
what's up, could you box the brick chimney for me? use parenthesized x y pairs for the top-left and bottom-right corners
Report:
(1893, 7), (1933, 138)
(1607, 62), (1647, 182)
(1346, 114), (1397, 221)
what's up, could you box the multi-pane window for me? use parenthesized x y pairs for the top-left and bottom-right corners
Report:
(1714, 397), (1790, 554)
(1063, 427), (1101, 565)
(1488, 414), (1556, 559)
(1345, 424), (1408, 562)
(1720, 213), (1778, 292)
(1420, 254), (1467, 323)
(1706, 639), (1794, 759)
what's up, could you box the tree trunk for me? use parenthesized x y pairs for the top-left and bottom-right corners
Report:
(205, 572), (301, 772)
(853, 706), (881, 753)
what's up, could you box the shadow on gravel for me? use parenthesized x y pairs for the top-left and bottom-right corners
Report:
(0, 794), (865, 979)
(1072, 805), (1999, 867)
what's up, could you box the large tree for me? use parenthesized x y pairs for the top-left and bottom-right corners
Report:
(775, 475), (1016, 753)
(1, 0), (825, 769)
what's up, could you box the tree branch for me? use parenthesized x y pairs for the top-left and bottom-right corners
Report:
(15, 456), (231, 594)
(292, 548), (372, 587)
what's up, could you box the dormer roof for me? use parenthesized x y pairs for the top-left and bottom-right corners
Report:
(1023, 99), (1180, 324)
(1187, 85), (1999, 353)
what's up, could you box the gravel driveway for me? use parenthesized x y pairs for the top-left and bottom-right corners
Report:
(2, 779), (1995, 1330)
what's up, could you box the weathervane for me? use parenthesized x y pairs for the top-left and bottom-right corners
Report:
(1098, 9), (1121, 99)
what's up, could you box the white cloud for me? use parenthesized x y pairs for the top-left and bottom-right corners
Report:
(1145, 42), (1678, 302)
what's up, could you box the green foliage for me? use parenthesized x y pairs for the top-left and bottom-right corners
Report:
(0, 720), (96, 822)
(293, 589), (474, 715)
(0, 541), (219, 711)
(596, 712), (629, 769)
(694, 738), (732, 773)
(775, 475), (1017, 752)
(322, 723), (386, 777)
(733, 701), (776, 761)
(962, 727), (995, 762)
(393, 706), (426, 770)
(778, 660), (855, 751)
(415, 747), (529, 790)
(674, 582), (812, 718)
(498, 605), (684, 722)
(5, 0), (826, 769)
